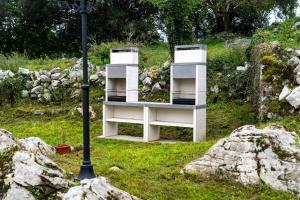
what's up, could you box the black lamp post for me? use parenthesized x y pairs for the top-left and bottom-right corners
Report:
(58, 0), (96, 180)
(77, 0), (96, 180)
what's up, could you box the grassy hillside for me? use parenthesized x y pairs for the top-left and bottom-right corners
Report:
(0, 40), (230, 72)
(1, 96), (299, 199)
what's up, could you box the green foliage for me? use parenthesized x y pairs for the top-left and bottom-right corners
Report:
(253, 18), (300, 48)
(192, 0), (298, 36)
(146, 0), (203, 58)
(207, 46), (255, 101)
(261, 55), (279, 65)
(0, 74), (26, 106)
(0, 0), (159, 57)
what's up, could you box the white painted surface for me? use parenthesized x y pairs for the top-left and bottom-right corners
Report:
(126, 66), (139, 102)
(110, 52), (138, 64)
(175, 49), (207, 63)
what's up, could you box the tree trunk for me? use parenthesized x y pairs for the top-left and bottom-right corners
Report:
(223, 12), (231, 32)
(215, 16), (224, 32)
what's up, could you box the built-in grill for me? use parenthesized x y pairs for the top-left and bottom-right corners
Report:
(171, 45), (207, 106)
(105, 48), (139, 102)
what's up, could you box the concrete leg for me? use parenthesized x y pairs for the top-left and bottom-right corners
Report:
(193, 108), (206, 142)
(143, 107), (160, 142)
(103, 104), (118, 137)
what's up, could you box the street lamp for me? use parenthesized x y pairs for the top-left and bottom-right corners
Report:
(58, 0), (96, 180)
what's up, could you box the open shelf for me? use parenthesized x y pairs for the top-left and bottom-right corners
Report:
(149, 121), (193, 128)
(106, 118), (144, 124)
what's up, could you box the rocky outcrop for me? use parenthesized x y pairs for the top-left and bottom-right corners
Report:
(63, 177), (139, 200)
(0, 129), (140, 200)
(255, 42), (300, 119)
(182, 125), (300, 197)
(0, 129), (71, 200)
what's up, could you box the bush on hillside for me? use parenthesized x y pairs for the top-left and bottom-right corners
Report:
(0, 74), (26, 106)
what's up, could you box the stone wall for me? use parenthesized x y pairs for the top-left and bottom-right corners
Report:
(0, 59), (170, 103)
(254, 41), (300, 120)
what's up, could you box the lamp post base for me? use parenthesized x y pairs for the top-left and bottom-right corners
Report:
(78, 164), (96, 180)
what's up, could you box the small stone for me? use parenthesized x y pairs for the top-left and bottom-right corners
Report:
(297, 73), (300, 85)
(71, 89), (81, 99)
(270, 41), (280, 49)
(90, 74), (99, 82)
(43, 93), (51, 102)
(109, 166), (122, 172)
(21, 90), (29, 98)
(142, 77), (152, 85)
(151, 82), (162, 92)
(294, 49), (300, 57)
(31, 86), (43, 94)
(159, 81), (166, 87)
(288, 56), (300, 67)
(51, 73), (61, 80)
(18, 67), (30, 76)
(51, 80), (60, 87)
(50, 67), (61, 74)
(40, 75), (51, 83)
(294, 65), (300, 73)
(236, 66), (247, 71)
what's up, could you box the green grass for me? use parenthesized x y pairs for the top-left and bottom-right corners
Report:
(0, 41), (226, 72)
(0, 53), (75, 72)
(0, 98), (298, 199)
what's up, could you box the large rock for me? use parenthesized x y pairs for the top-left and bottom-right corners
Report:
(0, 129), (18, 153)
(182, 125), (300, 197)
(19, 137), (56, 156)
(63, 177), (139, 200)
(0, 130), (70, 200)
(286, 86), (300, 109)
(279, 86), (292, 101)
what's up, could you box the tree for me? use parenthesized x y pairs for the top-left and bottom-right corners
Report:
(0, 0), (159, 57)
(145, 0), (204, 58)
(192, 0), (298, 36)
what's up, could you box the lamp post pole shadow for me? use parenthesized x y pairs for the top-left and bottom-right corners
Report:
(77, 0), (96, 180)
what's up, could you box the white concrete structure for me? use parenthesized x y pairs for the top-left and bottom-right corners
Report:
(105, 48), (139, 102)
(110, 48), (139, 65)
(102, 45), (207, 142)
(171, 45), (207, 106)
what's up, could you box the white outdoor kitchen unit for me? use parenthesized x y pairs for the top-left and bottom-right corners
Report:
(102, 45), (207, 142)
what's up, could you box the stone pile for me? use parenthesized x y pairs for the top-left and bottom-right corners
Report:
(1, 58), (105, 103)
(182, 125), (300, 197)
(139, 61), (170, 93)
(0, 129), (139, 200)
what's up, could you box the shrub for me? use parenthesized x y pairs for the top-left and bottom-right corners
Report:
(0, 74), (26, 106)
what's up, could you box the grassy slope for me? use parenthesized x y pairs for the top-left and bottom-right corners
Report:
(0, 96), (299, 199)
(0, 41), (299, 199)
